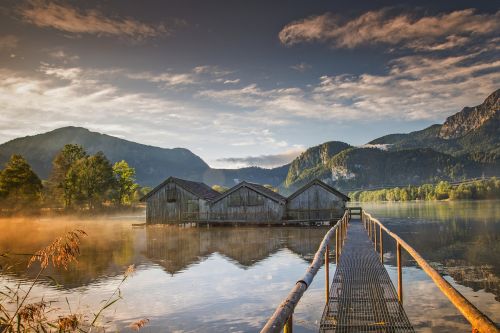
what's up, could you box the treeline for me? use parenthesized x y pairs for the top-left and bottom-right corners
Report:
(0, 144), (150, 212)
(349, 178), (500, 202)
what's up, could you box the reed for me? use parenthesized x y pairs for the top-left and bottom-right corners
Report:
(0, 230), (149, 332)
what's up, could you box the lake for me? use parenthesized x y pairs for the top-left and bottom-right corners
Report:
(0, 200), (499, 332)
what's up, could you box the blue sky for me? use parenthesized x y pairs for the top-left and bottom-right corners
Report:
(0, 0), (498, 168)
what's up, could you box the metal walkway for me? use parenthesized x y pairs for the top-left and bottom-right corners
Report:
(320, 219), (414, 333)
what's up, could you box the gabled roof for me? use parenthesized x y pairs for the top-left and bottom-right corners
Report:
(140, 177), (220, 202)
(287, 179), (350, 202)
(210, 181), (286, 205)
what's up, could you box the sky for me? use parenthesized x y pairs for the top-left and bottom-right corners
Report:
(0, 0), (498, 168)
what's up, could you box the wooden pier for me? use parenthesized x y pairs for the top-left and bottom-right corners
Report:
(319, 219), (413, 332)
(260, 208), (499, 333)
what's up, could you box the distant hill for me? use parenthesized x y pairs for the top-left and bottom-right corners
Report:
(0, 127), (287, 187)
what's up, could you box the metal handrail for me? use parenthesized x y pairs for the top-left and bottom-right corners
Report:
(362, 211), (499, 333)
(260, 211), (350, 333)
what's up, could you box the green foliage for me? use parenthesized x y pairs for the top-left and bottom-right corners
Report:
(0, 155), (42, 209)
(349, 178), (500, 202)
(50, 144), (87, 207)
(66, 152), (116, 209)
(113, 160), (139, 206)
(212, 184), (229, 193)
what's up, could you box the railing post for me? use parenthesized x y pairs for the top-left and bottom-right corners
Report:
(284, 314), (293, 333)
(325, 244), (330, 304)
(397, 242), (403, 303)
(336, 228), (339, 262)
(379, 224), (383, 263)
(374, 221), (378, 250)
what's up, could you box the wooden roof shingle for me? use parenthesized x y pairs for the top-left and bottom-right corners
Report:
(140, 177), (220, 201)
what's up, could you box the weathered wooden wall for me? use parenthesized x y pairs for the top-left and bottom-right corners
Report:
(145, 181), (210, 223)
(210, 186), (284, 223)
(286, 184), (345, 220)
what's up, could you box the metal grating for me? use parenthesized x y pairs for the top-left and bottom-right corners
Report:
(320, 220), (414, 333)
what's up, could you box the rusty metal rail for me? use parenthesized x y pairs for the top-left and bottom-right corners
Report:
(260, 211), (350, 333)
(362, 211), (499, 333)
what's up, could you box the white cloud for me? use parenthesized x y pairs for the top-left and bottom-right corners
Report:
(217, 146), (305, 168)
(20, 0), (168, 40)
(279, 9), (500, 50)
(291, 62), (311, 72)
(48, 50), (80, 63)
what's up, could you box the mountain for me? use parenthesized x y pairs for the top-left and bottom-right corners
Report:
(1, 90), (498, 191)
(370, 89), (500, 157)
(284, 141), (351, 188)
(282, 89), (499, 192)
(0, 127), (287, 187)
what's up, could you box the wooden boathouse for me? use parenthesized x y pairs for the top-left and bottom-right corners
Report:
(140, 177), (220, 223)
(209, 181), (286, 223)
(286, 179), (349, 221)
(142, 177), (349, 224)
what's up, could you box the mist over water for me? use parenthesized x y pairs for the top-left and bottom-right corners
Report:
(0, 201), (499, 332)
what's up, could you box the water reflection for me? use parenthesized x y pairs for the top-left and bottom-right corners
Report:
(362, 201), (500, 301)
(0, 201), (498, 332)
(145, 226), (328, 274)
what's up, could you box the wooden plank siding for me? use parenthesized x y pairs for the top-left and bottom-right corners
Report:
(143, 177), (348, 224)
(144, 180), (211, 224)
(210, 185), (285, 224)
(286, 181), (347, 221)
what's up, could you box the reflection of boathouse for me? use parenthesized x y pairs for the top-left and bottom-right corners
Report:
(141, 177), (349, 224)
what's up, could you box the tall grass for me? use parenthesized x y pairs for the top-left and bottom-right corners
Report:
(0, 230), (148, 332)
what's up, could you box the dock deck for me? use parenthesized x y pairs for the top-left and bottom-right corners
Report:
(320, 219), (414, 333)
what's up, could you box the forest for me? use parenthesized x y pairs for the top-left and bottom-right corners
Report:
(0, 144), (150, 213)
(349, 178), (500, 202)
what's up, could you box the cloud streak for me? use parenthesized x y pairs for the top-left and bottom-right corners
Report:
(20, 0), (167, 39)
(279, 9), (500, 50)
(217, 147), (305, 168)
(0, 35), (18, 51)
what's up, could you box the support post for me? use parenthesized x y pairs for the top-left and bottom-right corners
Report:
(379, 224), (383, 263)
(374, 221), (378, 250)
(284, 314), (293, 333)
(336, 228), (339, 261)
(325, 244), (329, 304)
(397, 242), (403, 303)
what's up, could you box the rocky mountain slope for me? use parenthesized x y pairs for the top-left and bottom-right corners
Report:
(282, 89), (499, 192)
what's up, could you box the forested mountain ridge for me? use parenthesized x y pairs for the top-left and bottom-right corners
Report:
(0, 127), (288, 187)
(282, 89), (499, 192)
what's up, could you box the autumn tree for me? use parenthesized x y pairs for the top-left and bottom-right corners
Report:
(112, 160), (138, 205)
(0, 155), (42, 209)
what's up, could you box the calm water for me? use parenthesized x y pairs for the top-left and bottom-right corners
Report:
(0, 201), (499, 332)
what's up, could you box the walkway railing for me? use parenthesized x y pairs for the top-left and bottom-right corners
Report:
(362, 211), (499, 333)
(260, 210), (350, 333)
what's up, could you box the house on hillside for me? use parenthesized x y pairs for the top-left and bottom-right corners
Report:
(209, 181), (286, 223)
(286, 179), (349, 221)
(141, 177), (220, 223)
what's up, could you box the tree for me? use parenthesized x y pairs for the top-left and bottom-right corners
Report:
(212, 185), (229, 193)
(0, 155), (42, 208)
(50, 144), (87, 207)
(67, 152), (115, 210)
(112, 160), (138, 206)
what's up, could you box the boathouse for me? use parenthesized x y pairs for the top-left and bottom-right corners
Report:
(286, 179), (349, 221)
(209, 181), (286, 223)
(141, 177), (220, 223)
